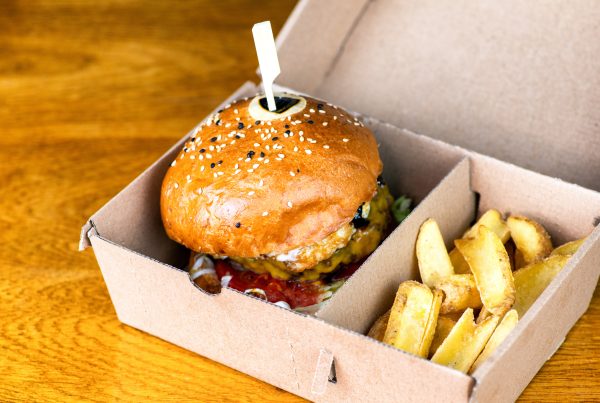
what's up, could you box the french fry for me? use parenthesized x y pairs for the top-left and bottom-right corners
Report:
(429, 316), (456, 357)
(463, 209), (511, 243)
(419, 290), (443, 357)
(449, 248), (471, 274)
(513, 255), (570, 317)
(476, 306), (492, 324)
(431, 308), (500, 372)
(416, 219), (454, 286)
(550, 238), (586, 257)
(450, 210), (509, 274)
(455, 226), (515, 316)
(367, 309), (390, 342)
(507, 215), (553, 266)
(433, 274), (482, 314)
(383, 281), (440, 357)
(470, 310), (518, 373)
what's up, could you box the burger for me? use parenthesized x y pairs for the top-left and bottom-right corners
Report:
(161, 93), (408, 312)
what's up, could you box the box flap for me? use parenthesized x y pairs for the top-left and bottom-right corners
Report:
(276, 0), (600, 191)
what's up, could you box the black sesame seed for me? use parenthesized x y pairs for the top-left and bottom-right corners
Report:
(183, 147), (189, 152)
(215, 119), (221, 126)
(285, 130), (291, 135)
(210, 137), (218, 142)
(285, 124), (290, 129)
(190, 137), (196, 142)
(296, 169), (300, 173)
(255, 120), (261, 125)
(210, 163), (216, 168)
(200, 148), (206, 153)
(217, 160), (223, 165)
(307, 120), (314, 124)
(235, 222), (241, 228)
(235, 135), (241, 139)
(247, 150), (255, 159)
(260, 152), (265, 158)
(238, 122), (244, 130)
(218, 109), (223, 113)
(272, 136), (279, 141)
(317, 103), (324, 110)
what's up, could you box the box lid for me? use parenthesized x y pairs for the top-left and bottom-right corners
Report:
(275, 0), (600, 191)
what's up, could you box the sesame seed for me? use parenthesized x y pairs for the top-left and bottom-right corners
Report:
(289, 171), (295, 177)
(323, 122), (328, 126)
(234, 169), (241, 174)
(218, 171), (224, 176)
(265, 145), (271, 151)
(300, 136), (305, 142)
(264, 159), (270, 163)
(171, 161), (176, 167)
(252, 163), (259, 169)
(305, 149), (312, 155)
(234, 163), (239, 169)
(190, 155), (196, 160)
(254, 143), (260, 147)
(299, 131), (304, 135)
(304, 114), (310, 117)
(213, 173), (217, 178)
(287, 201), (293, 208)
(319, 110), (325, 114)
(259, 179), (264, 186)
(174, 183), (179, 189)
(200, 166), (205, 171)
(225, 123), (231, 128)
(333, 116), (338, 120)
(248, 191), (255, 196)
(278, 153), (285, 158)
(209, 145), (215, 151)
(294, 146), (298, 152)
(343, 138), (349, 142)
(245, 158), (251, 163)
(323, 145), (330, 149)
(247, 169), (254, 173)
(309, 108), (315, 113)
(262, 211), (269, 216)
(206, 153), (212, 158)
(234, 109), (238, 114)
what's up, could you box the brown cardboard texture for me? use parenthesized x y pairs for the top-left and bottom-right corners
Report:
(277, 0), (600, 191)
(80, 1), (600, 401)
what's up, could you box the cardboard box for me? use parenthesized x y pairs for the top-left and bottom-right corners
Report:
(80, 1), (600, 401)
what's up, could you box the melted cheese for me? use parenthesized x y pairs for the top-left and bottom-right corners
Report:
(230, 185), (393, 280)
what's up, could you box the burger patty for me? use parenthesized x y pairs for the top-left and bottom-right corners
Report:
(229, 184), (394, 281)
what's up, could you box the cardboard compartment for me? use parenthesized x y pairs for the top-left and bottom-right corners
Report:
(316, 152), (600, 402)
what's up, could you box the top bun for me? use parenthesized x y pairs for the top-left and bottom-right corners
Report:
(161, 93), (382, 258)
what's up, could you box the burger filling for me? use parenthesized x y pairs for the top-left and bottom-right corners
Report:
(229, 183), (394, 281)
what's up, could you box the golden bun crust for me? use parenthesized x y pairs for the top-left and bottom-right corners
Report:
(161, 94), (382, 260)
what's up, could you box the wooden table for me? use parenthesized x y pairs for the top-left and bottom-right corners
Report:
(1, 1), (597, 401)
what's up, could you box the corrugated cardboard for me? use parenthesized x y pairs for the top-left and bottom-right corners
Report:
(81, 1), (600, 401)
(277, 0), (600, 191)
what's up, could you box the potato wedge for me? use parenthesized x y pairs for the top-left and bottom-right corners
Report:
(513, 255), (570, 317)
(431, 308), (500, 372)
(450, 210), (509, 274)
(429, 316), (456, 357)
(383, 281), (440, 357)
(470, 310), (518, 373)
(550, 238), (586, 257)
(455, 226), (515, 316)
(367, 309), (390, 342)
(463, 209), (511, 243)
(476, 306), (492, 324)
(449, 248), (471, 274)
(419, 290), (443, 357)
(434, 274), (482, 314)
(507, 215), (553, 265)
(416, 219), (454, 286)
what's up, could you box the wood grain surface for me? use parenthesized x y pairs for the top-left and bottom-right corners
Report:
(0, 1), (598, 402)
